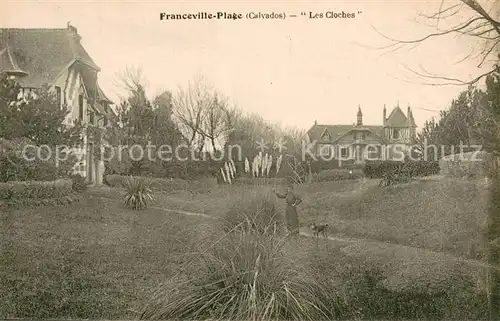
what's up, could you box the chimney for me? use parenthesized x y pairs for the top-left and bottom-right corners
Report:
(356, 105), (363, 126)
(383, 104), (387, 126)
(314, 120), (317, 126)
(67, 22), (81, 42)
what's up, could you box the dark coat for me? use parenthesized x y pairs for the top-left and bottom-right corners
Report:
(276, 190), (302, 235)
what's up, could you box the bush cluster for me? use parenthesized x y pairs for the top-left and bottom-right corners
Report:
(69, 174), (88, 192)
(0, 138), (78, 183)
(142, 223), (488, 320)
(363, 160), (440, 179)
(105, 156), (228, 181)
(222, 189), (281, 234)
(312, 168), (364, 182)
(105, 174), (218, 193)
(0, 179), (76, 208)
(234, 177), (286, 185)
(0, 179), (73, 200)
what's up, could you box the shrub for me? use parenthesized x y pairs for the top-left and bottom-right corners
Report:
(0, 138), (78, 182)
(104, 174), (123, 187)
(141, 228), (488, 320)
(306, 245), (488, 320)
(363, 160), (440, 179)
(141, 232), (330, 320)
(439, 151), (494, 179)
(312, 168), (364, 182)
(105, 151), (225, 180)
(222, 189), (281, 235)
(234, 177), (286, 185)
(122, 176), (155, 210)
(70, 174), (88, 192)
(105, 174), (218, 193)
(0, 179), (73, 200)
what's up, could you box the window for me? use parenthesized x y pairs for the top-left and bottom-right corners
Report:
(89, 111), (95, 125)
(319, 144), (331, 157)
(78, 95), (84, 120)
(393, 128), (399, 139)
(361, 132), (366, 140)
(340, 147), (349, 158)
(55, 86), (62, 108)
(103, 117), (108, 127)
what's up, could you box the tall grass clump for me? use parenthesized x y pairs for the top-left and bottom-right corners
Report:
(140, 225), (332, 321)
(222, 188), (282, 235)
(122, 176), (155, 210)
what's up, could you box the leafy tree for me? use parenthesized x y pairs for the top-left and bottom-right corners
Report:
(0, 74), (83, 182)
(416, 78), (500, 159)
(0, 74), (83, 146)
(103, 68), (184, 176)
(415, 72), (500, 318)
(151, 90), (183, 147)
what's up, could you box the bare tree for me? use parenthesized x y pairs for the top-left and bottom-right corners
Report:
(199, 92), (230, 153)
(374, 0), (499, 85)
(114, 65), (149, 97)
(172, 73), (213, 149)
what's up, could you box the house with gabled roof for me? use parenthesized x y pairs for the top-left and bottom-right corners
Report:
(0, 23), (113, 184)
(307, 103), (417, 165)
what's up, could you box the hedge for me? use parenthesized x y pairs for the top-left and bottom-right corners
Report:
(105, 154), (229, 180)
(105, 174), (218, 192)
(0, 138), (78, 183)
(363, 160), (440, 179)
(234, 177), (286, 185)
(0, 179), (73, 200)
(308, 159), (358, 173)
(312, 168), (364, 182)
(105, 152), (312, 181)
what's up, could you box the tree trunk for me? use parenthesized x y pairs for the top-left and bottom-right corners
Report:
(188, 130), (197, 149)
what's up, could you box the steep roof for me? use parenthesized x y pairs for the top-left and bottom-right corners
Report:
(307, 124), (385, 143)
(408, 110), (417, 127)
(0, 27), (100, 88)
(0, 46), (28, 76)
(97, 83), (112, 103)
(385, 106), (408, 127)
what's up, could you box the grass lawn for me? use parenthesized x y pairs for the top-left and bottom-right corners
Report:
(300, 177), (490, 260)
(100, 177), (490, 260)
(0, 194), (345, 319)
(0, 195), (212, 319)
(1, 177), (492, 319)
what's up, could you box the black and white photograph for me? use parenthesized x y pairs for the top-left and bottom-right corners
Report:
(1, 0), (500, 319)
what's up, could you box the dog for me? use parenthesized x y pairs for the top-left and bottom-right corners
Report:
(309, 223), (329, 238)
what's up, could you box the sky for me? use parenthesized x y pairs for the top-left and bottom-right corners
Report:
(2, 0), (495, 131)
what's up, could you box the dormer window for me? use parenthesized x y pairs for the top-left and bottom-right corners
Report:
(321, 129), (330, 140)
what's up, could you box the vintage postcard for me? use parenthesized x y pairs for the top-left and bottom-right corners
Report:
(1, 0), (499, 320)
